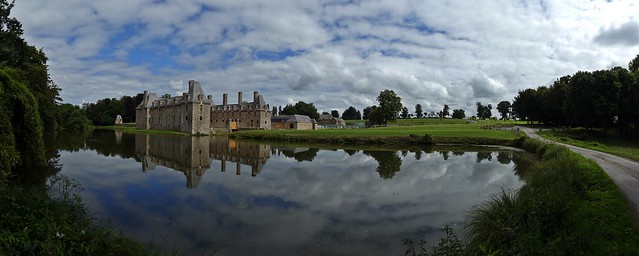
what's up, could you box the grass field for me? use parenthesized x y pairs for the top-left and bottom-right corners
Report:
(538, 129), (639, 162)
(239, 121), (521, 140)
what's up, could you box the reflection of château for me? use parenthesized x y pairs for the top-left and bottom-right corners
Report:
(135, 134), (270, 188)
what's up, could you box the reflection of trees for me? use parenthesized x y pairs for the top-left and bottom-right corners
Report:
(452, 151), (464, 156)
(85, 130), (139, 160)
(280, 148), (320, 162)
(343, 149), (358, 156)
(414, 151), (422, 160)
(476, 152), (493, 163)
(440, 151), (449, 160)
(497, 152), (513, 164)
(363, 150), (402, 180)
(512, 152), (537, 179)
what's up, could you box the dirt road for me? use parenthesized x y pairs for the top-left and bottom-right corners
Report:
(518, 126), (639, 219)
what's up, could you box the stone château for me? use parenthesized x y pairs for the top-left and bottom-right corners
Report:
(136, 80), (272, 134)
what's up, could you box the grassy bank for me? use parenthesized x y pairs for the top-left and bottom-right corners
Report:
(464, 137), (639, 255)
(0, 176), (162, 256)
(537, 128), (639, 162)
(235, 122), (520, 146)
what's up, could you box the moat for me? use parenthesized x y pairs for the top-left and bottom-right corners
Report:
(48, 130), (534, 255)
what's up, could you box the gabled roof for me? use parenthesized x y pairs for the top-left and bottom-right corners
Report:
(271, 114), (316, 123)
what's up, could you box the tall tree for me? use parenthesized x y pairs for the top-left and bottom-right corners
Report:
(331, 109), (340, 118)
(452, 109), (466, 119)
(342, 106), (361, 120)
(476, 102), (492, 119)
(415, 104), (423, 118)
(272, 106), (278, 116)
(442, 104), (450, 118)
(294, 101), (320, 120)
(1, 0), (60, 133)
(400, 107), (409, 119)
(363, 106), (376, 120)
(376, 90), (402, 125)
(281, 104), (297, 115)
(496, 101), (512, 120)
(512, 89), (540, 123)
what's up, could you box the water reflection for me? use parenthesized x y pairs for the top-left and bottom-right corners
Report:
(52, 130), (538, 255)
(135, 135), (270, 188)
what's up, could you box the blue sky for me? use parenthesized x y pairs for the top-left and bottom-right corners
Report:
(11, 0), (639, 114)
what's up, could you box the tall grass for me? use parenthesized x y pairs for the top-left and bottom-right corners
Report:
(0, 175), (164, 256)
(464, 137), (639, 255)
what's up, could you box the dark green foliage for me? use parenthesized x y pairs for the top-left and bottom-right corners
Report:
(0, 178), (156, 255)
(415, 104), (424, 118)
(376, 89), (403, 124)
(451, 109), (465, 119)
(280, 101), (320, 119)
(341, 106), (361, 120)
(330, 109), (339, 118)
(475, 102), (492, 119)
(0, 68), (46, 177)
(83, 98), (125, 126)
(1, 0), (60, 134)
(441, 104), (450, 118)
(401, 107), (409, 118)
(465, 137), (639, 255)
(57, 104), (89, 132)
(363, 105), (376, 119)
(496, 101), (511, 120)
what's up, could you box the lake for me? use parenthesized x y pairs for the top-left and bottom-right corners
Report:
(48, 130), (533, 255)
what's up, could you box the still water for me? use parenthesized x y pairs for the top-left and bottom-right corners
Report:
(53, 130), (533, 255)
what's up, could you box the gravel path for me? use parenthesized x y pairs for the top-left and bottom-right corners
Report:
(517, 126), (639, 219)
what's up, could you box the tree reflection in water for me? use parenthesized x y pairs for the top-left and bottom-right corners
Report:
(363, 150), (402, 180)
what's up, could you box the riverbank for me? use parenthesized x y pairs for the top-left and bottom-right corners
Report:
(0, 177), (161, 256)
(464, 136), (639, 255)
(537, 128), (639, 162)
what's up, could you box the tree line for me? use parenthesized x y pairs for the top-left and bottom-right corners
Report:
(511, 55), (639, 133)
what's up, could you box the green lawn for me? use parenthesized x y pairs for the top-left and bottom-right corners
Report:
(538, 129), (639, 162)
(238, 122), (520, 140)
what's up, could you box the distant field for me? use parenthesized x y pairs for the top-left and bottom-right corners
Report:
(239, 121), (520, 140)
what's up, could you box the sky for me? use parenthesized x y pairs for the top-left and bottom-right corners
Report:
(11, 0), (639, 115)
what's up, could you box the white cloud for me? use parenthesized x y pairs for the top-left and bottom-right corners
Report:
(10, 0), (639, 114)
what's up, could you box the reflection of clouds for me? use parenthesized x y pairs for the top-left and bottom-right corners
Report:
(59, 146), (525, 255)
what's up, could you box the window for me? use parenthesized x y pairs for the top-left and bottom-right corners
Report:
(289, 124), (294, 129)
(200, 116), (202, 121)
(186, 115), (188, 120)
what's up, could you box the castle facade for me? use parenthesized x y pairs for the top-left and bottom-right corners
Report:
(135, 80), (272, 134)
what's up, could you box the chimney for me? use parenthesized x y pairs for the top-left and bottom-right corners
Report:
(188, 80), (195, 92)
(223, 93), (228, 105)
(238, 92), (243, 105)
(254, 91), (258, 102)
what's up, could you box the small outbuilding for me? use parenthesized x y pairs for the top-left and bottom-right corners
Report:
(271, 115), (317, 130)
(317, 114), (345, 126)
(115, 114), (123, 125)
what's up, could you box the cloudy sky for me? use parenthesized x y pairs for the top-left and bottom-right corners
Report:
(11, 0), (639, 114)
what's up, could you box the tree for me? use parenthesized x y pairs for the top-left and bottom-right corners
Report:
(496, 101), (512, 120)
(442, 104), (450, 118)
(400, 107), (409, 118)
(476, 102), (492, 119)
(415, 104), (423, 118)
(342, 106), (361, 120)
(629, 54), (639, 72)
(367, 107), (384, 126)
(1, 0), (60, 133)
(58, 103), (89, 131)
(272, 106), (278, 115)
(331, 109), (339, 118)
(376, 89), (402, 125)
(294, 101), (319, 120)
(428, 111), (436, 118)
(281, 104), (297, 115)
(363, 106), (376, 120)
(452, 109), (465, 119)
(512, 89), (540, 123)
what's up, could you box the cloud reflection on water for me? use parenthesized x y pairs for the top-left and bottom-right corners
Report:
(58, 132), (528, 255)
